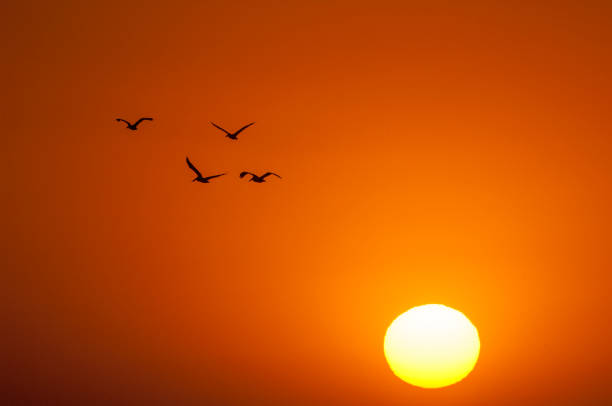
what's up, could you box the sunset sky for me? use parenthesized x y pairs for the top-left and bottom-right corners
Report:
(5, 1), (612, 404)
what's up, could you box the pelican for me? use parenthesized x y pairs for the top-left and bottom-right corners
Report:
(239, 171), (282, 183)
(210, 122), (255, 140)
(186, 157), (226, 183)
(115, 117), (153, 131)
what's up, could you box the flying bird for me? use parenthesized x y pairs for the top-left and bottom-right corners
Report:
(239, 171), (282, 183)
(210, 122), (255, 140)
(186, 157), (226, 183)
(115, 117), (153, 130)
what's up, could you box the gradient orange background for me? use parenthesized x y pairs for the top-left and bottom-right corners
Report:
(4, 1), (611, 405)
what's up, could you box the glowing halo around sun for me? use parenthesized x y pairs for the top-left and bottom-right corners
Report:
(384, 304), (480, 389)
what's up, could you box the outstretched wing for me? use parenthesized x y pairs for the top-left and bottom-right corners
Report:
(204, 173), (226, 181)
(116, 118), (131, 126)
(186, 157), (202, 177)
(210, 122), (231, 135)
(261, 172), (282, 179)
(233, 122), (255, 136)
(134, 117), (153, 126)
(240, 171), (255, 179)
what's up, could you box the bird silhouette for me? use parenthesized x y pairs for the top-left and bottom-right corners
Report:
(210, 122), (255, 140)
(116, 117), (153, 130)
(239, 171), (282, 183)
(186, 157), (226, 183)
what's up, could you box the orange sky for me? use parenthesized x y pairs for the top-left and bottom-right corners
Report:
(4, 1), (612, 404)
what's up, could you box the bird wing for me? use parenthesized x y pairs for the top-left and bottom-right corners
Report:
(134, 117), (153, 126)
(116, 118), (131, 125)
(204, 173), (226, 181)
(186, 157), (202, 177)
(261, 172), (282, 179)
(210, 122), (231, 135)
(240, 171), (255, 179)
(233, 122), (255, 136)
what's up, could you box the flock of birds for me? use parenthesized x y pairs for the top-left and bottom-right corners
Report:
(115, 117), (282, 184)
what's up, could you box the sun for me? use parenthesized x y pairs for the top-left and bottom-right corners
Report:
(384, 304), (480, 389)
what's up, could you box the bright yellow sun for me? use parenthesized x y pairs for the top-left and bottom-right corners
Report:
(384, 304), (480, 389)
